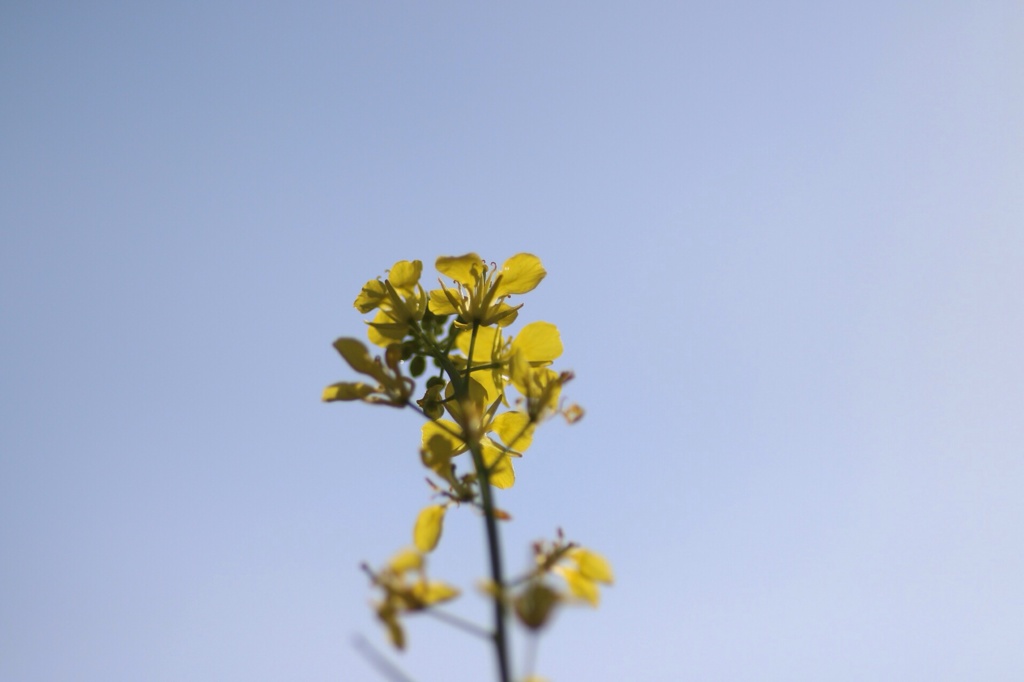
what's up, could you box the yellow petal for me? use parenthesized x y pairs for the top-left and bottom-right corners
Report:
(421, 419), (465, 454)
(421, 435), (456, 482)
(354, 279), (387, 313)
(387, 260), (422, 293)
(321, 382), (375, 402)
(508, 347), (532, 392)
(489, 302), (520, 327)
(482, 439), (515, 489)
(570, 548), (615, 584)
(449, 367), (499, 410)
(376, 604), (406, 650)
(436, 253), (483, 287)
(455, 325), (503, 363)
(536, 368), (563, 410)
(490, 411), (535, 452)
(388, 548), (423, 573)
(454, 327), (505, 404)
(413, 504), (446, 553)
(557, 566), (600, 606)
(367, 310), (408, 347)
(412, 580), (460, 606)
(511, 321), (562, 363)
(439, 376), (490, 424)
(475, 579), (504, 599)
(495, 253), (546, 297)
(428, 287), (459, 315)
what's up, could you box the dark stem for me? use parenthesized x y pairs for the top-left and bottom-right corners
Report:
(415, 319), (513, 682)
(468, 439), (511, 682)
(464, 322), (512, 682)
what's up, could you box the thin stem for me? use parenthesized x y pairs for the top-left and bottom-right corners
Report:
(468, 438), (512, 682)
(506, 543), (576, 588)
(463, 321), (512, 682)
(465, 323), (479, 387)
(466, 361), (505, 373)
(403, 401), (428, 419)
(352, 635), (418, 682)
(422, 607), (492, 640)
(412, 318), (512, 682)
(411, 324), (464, 395)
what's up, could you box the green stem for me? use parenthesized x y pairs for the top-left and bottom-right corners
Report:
(463, 322), (512, 682)
(414, 319), (512, 682)
(422, 607), (492, 640)
(468, 438), (511, 682)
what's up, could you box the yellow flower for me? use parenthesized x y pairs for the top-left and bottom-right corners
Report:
(364, 548), (461, 650)
(510, 535), (613, 632)
(554, 547), (615, 606)
(420, 417), (520, 490)
(429, 253), (546, 327)
(455, 320), (564, 407)
(353, 259), (428, 347)
(418, 381), (535, 491)
(325, 252), (610, 664)
(509, 353), (573, 422)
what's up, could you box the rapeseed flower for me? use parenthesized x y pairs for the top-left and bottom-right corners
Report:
(353, 259), (428, 347)
(429, 253), (545, 327)
(363, 548), (459, 650)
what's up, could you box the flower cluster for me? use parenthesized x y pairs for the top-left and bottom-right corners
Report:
(511, 531), (615, 631)
(361, 548), (459, 650)
(324, 253), (612, 680)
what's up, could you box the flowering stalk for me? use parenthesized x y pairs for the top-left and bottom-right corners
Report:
(418, 317), (511, 680)
(464, 321), (512, 682)
(324, 254), (613, 682)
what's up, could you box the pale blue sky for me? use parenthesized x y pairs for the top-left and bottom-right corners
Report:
(2, 3), (1022, 681)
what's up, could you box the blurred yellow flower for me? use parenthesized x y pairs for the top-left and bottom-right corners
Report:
(364, 548), (460, 650)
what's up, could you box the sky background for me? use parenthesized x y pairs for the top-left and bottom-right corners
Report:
(2, 2), (1023, 681)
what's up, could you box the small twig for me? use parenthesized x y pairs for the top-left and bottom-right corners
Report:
(422, 607), (493, 640)
(352, 634), (417, 682)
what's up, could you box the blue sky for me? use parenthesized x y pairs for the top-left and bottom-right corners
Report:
(2, 3), (1022, 680)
